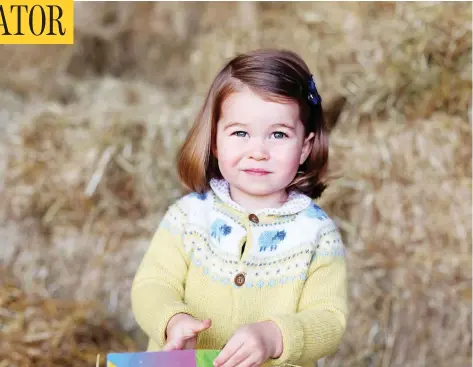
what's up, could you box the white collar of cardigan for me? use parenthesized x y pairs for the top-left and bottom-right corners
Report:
(209, 178), (313, 216)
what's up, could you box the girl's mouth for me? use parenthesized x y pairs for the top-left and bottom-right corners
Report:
(243, 169), (271, 176)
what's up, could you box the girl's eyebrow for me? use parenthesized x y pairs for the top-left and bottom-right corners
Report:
(223, 121), (295, 130)
(271, 123), (295, 130)
(223, 121), (246, 130)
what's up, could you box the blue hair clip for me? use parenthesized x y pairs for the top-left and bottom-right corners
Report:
(307, 75), (322, 106)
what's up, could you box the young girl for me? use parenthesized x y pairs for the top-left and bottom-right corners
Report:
(131, 49), (348, 367)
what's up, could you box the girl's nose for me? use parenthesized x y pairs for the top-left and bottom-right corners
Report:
(248, 139), (269, 161)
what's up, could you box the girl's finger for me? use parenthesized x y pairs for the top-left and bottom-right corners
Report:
(162, 338), (184, 351)
(162, 342), (175, 351)
(192, 318), (212, 333)
(180, 319), (211, 340)
(183, 337), (197, 350)
(214, 340), (244, 367)
(240, 356), (262, 367)
(220, 350), (251, 367)
(182, 329), (198, 339)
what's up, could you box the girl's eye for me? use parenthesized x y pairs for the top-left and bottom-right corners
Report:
(232, 131), (248, 138)
(272, 131), (288, 139)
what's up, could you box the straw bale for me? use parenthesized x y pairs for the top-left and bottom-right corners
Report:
(1, 77), (200, 236)
(0, 2), (471, 367)
(0, 78), (201, 339)
(0, 2), (207, 94)
(316, 112), (471, 366)
(190, 2), (471, 124)
(0, 269), (137, 367)
(1, 2), (469, 117)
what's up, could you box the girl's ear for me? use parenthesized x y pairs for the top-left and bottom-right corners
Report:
(300, 132), (315, 165)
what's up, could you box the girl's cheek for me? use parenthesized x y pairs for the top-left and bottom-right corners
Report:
(218, 144), (240, 163)
(217, 136), (236, 153)
(224, 139), (244, 153)
(271, 144), (300, 161)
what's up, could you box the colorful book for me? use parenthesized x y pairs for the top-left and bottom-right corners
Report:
(107, 350), (220, 367)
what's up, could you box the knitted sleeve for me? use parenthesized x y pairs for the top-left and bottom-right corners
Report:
(130, 201), (196, 348)
(264, 220), (349, 366)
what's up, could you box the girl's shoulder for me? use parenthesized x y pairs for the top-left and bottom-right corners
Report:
(158, 190), (213, 233)
(294, 200), (344, 251)
(169, 189), (214, 216)
(300, 200), (331, 221)
(295, 200), (335, 231)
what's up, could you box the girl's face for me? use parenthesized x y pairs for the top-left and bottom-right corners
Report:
(215, 86), (314, 210)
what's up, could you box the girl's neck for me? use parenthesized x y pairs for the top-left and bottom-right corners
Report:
(228, 185), (288, 213)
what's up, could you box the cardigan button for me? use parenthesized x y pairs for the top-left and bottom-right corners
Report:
(248, 214), (259, 224)
(234, 272), (246, 286)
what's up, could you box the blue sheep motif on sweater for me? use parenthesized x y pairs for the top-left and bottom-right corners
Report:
(306, 203), (328, 220)
(210, 219), (232, 242)
(258, 230), (286, 252)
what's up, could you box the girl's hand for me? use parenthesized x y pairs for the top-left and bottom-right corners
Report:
(214, 321), (283, 367)
(163, 313), (211, 351)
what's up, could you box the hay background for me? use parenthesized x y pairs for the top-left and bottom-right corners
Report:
(0, 2), (471, 367)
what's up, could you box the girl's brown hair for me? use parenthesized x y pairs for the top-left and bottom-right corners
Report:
(177, 49), (329, 199)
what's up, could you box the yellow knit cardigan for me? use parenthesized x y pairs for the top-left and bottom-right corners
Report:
(131, 179), (348, 367)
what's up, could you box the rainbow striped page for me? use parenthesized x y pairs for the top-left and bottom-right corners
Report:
(107, 350), (220, 367)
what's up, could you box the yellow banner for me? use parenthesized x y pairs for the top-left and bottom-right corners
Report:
(0, 0), (73, 44)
